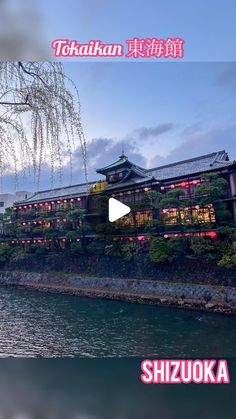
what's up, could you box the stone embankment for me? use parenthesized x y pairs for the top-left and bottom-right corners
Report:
(0, 271), (235, 314)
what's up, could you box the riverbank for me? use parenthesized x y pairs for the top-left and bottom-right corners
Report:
(0, 271), (235, 314)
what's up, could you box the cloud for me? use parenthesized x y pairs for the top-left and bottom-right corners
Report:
(70, 137), (147, 181)
(132, 123), (175, 141)
(3, 123), (235, 193)
(150, 124), (236, 167)
(1, 136), (147, 193)
(0, 121), (177, 192)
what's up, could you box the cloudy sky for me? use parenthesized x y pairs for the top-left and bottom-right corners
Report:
(1, 0), (236, 192)
(64, 61), (236, 169)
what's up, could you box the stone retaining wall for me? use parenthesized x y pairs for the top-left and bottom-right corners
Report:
(0, 271), (235, 314)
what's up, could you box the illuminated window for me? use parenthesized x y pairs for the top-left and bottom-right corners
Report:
(191, 206), (216, 223)
(161, 208), (180, 225)
(116, 213), (134, 226)
(161, 205), (216, 225)
(135, 211), (152, 226)
(116, 210), (152, 226)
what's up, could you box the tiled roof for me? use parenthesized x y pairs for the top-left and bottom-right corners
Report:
(15, 182), (95, 204)
(106, 176), (154, 191)
(147, 150), (234, 181)
(15, 150), (234, 205)
(96, 154), (129, 174)
(96, 154), (145, 174)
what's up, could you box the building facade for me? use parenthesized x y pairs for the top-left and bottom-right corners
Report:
(0, 191), (32, 214)
(5, 150), (236, 247)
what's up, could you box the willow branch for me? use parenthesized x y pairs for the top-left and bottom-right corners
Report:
(18, 62), (49, 88)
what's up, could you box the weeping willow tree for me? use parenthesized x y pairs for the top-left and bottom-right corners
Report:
(0, 61), (87, 188)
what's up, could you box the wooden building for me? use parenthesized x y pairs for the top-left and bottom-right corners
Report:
(9, 150), (236, 246)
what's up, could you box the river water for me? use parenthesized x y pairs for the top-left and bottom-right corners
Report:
(0, 285), (235, 357)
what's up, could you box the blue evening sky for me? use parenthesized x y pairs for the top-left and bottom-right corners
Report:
(41, 0), (236, 62)
(63, 62), (236, 167)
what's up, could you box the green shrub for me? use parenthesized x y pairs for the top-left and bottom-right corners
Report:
(218, 241), (236, 268)
(66, 231), (78, 241)
(189, 236), (215, 255)
(55, 211), (65, 218)
(168, 237), (189, 257)
(218, 254), (236, 268)
(149, 237), (173, 264)
(85, 240), (105, 255)
(120, 243), (133, 261)
(217, 226), (236, 243)
(0, 244), (13, 264)
(70, 242), (84, 255)
(26, 244), (48, 255)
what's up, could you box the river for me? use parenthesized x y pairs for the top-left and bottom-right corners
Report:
(0, 285), (235, 357)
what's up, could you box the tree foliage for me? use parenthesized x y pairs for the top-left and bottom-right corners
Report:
(195, 173), (231, 224)
(0, 62), (87, 186)
(149, 237), (173, 264)
(0, 244), (13, 263)
(189, 236), (215, 255)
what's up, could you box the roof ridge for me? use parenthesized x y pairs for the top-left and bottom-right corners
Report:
(96, 155), (128, 172)
(28, 180), (96, 196)
(96, 155), (147, 173)
(146, 150), (226, 172)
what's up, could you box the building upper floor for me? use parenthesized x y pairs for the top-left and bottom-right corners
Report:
(10, 149), (236, 221)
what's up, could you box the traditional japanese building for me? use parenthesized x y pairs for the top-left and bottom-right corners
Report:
(7, 150), (236, 246)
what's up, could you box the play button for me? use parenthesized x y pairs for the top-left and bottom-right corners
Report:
(108, 197), (131, 222)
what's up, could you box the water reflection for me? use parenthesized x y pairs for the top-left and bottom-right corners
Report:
(0, 286), (235, 357)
